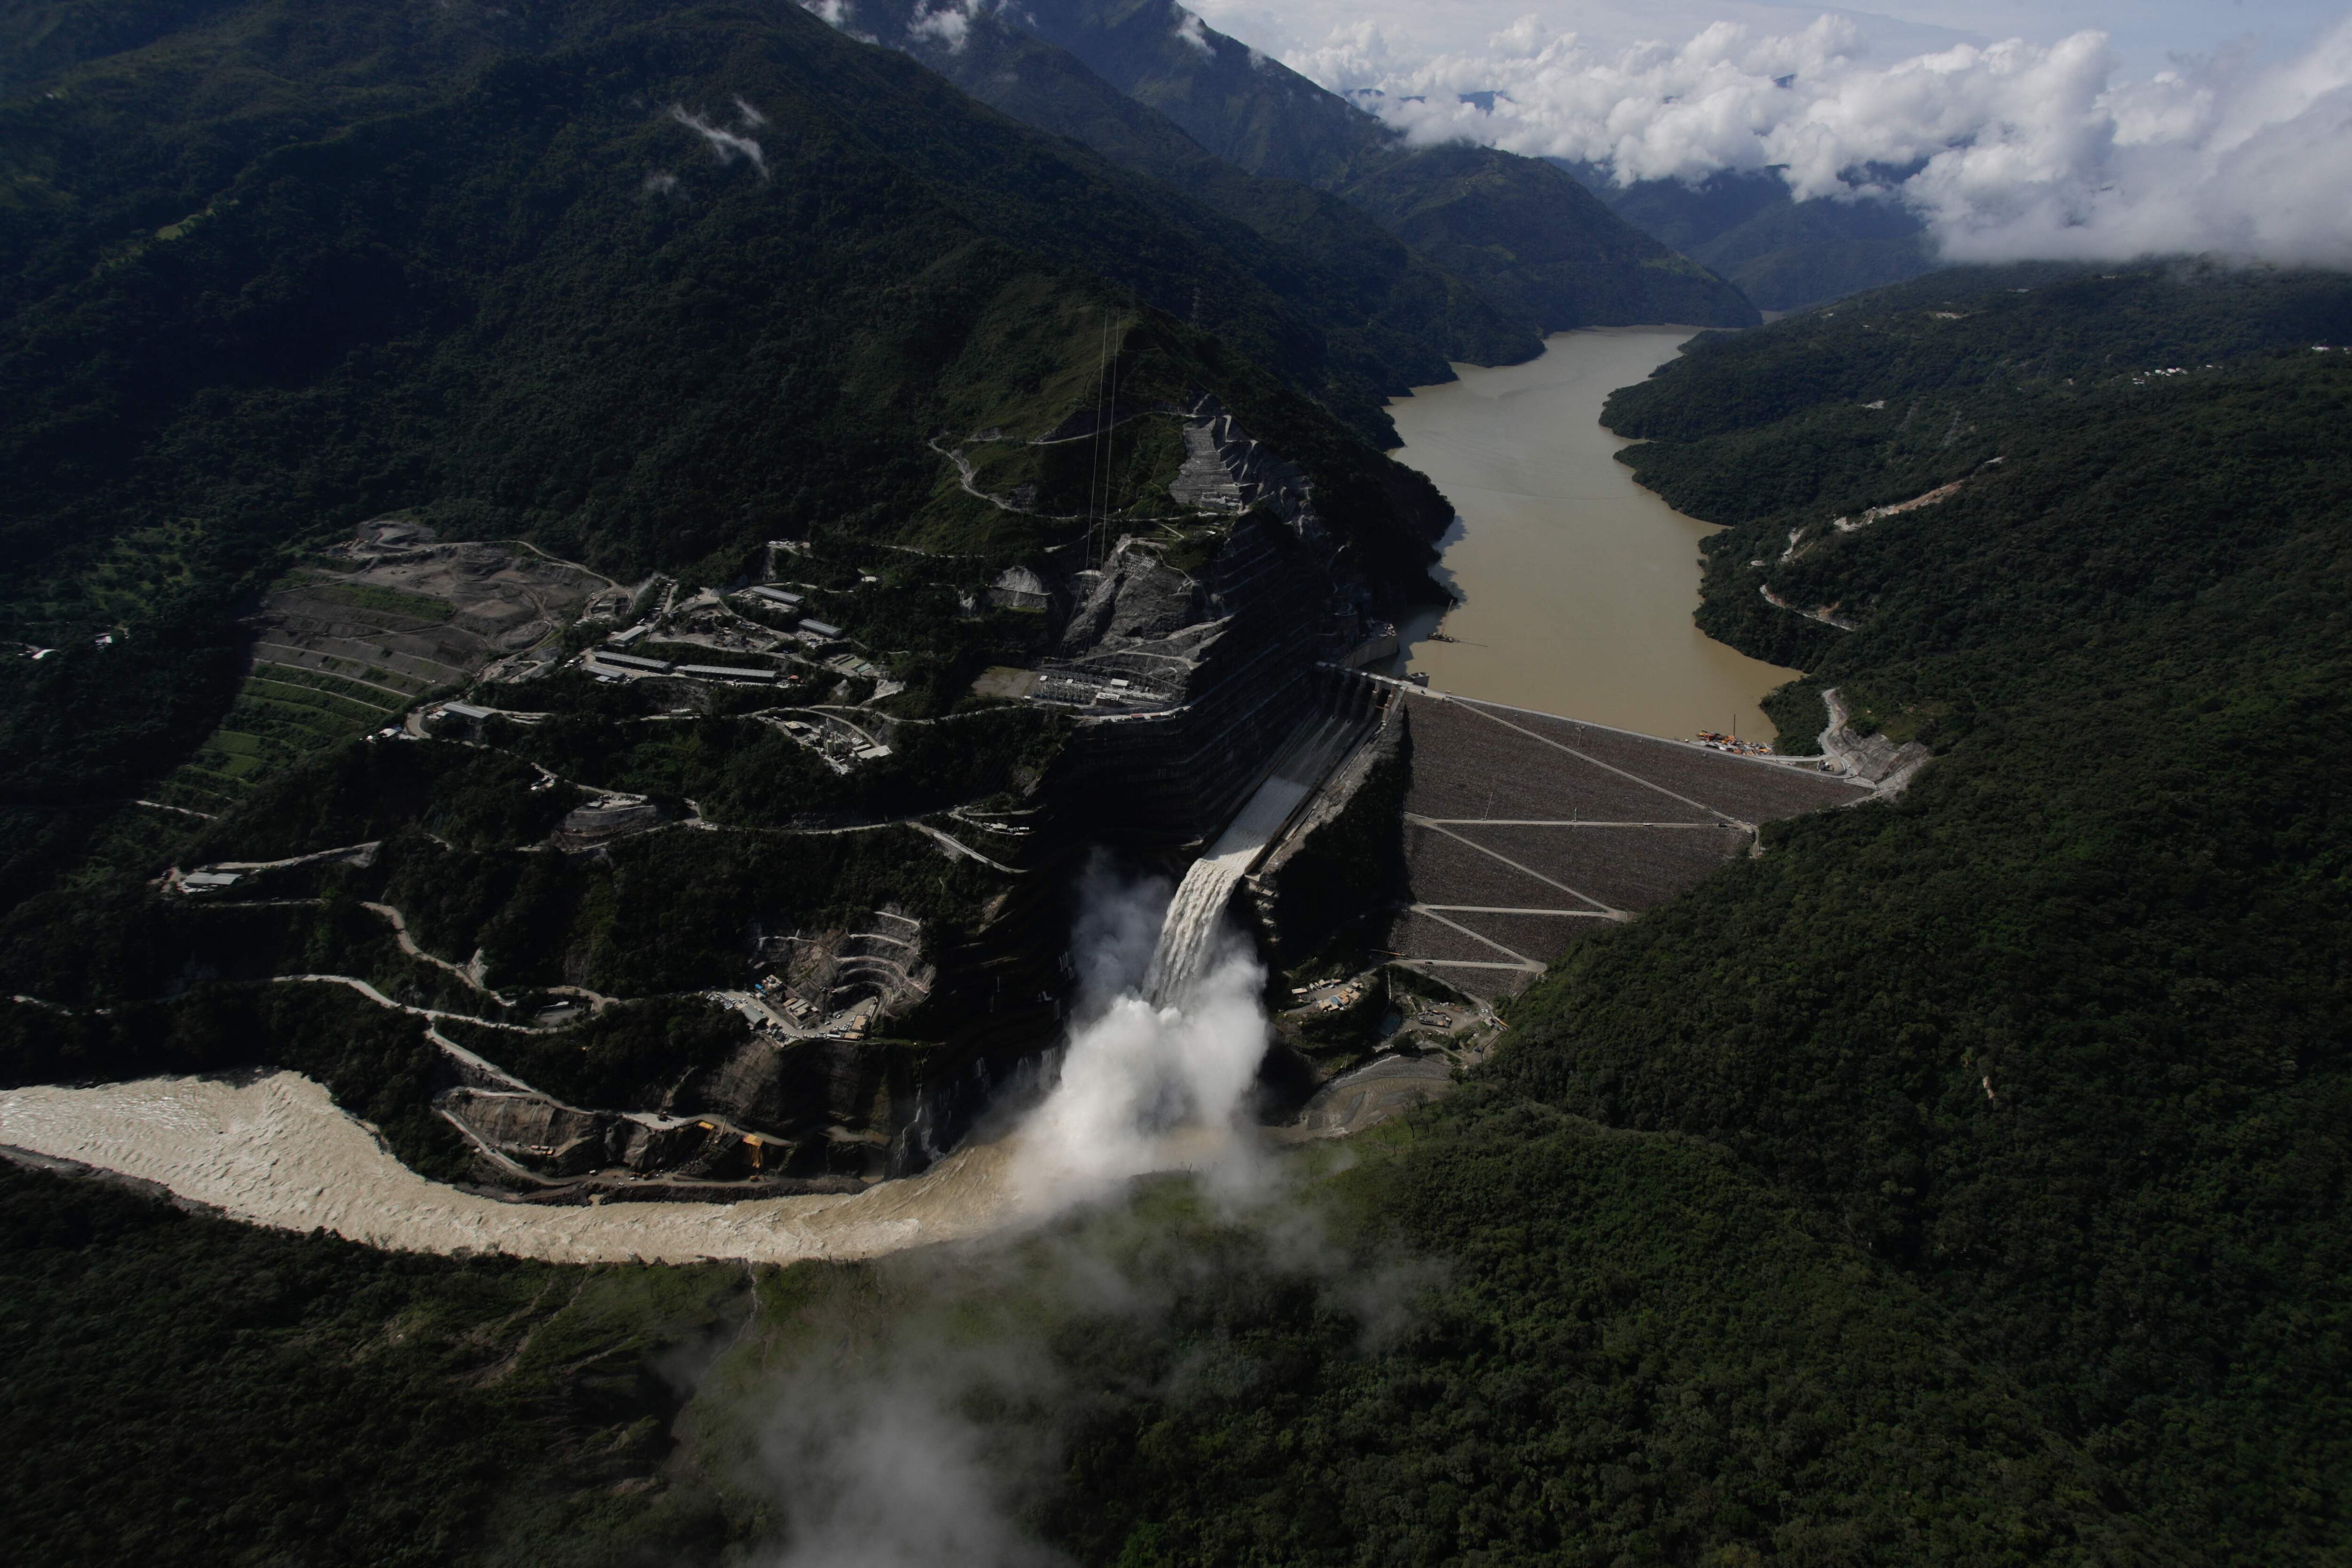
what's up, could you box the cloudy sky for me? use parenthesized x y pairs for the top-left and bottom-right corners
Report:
(1184, 0), (2352, 263)
(1191, 1), (2346, 72)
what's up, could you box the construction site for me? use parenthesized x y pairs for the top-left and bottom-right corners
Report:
(48, 381), (1926, 1221)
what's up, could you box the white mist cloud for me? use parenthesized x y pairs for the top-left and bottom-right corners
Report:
(1283, 10), (2352, 266)
(732, 854), (1441, 1566)
(1008, 859), (1272, 1210)
(761, 1374), (1068, 1568)
(669, 102), (771, 177)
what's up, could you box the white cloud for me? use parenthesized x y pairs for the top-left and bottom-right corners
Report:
(910, 0), (983, 51)
(668, 103), (771, 178)
(797, 0), (878, 44)
(1282, 10), (2352, 266)
(1199, 0), (1971, 73)
(760, 1372), (1065, 1568)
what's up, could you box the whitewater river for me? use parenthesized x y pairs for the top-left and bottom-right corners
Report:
(0, 326), (1797, 1261)
(1384, 327), (1800, 740)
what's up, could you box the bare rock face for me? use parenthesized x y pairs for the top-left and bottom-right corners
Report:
(987, 566), (1052, 611)
(1043, 539), (1234, 707)
(1060, 541), (1203, 652)
(439, 1045), (899, 1189)
(253, 538), (607, 699)
(780, 928), (848, 1012)
(763, 910), (933, 1021)
(1170, 420), (1247, 512)
(558, 798), (661, 841)
(440, 1088), (622, 1179)
(1168, 395), (1319, 532)
(451, 601), (538, 640)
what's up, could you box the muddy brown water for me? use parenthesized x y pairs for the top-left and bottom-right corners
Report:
(1383, 328), (1801, 742)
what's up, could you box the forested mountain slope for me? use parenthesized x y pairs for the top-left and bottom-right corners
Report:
(0, 0), (1454, 907)
(977, 0), (1760, 332)
(993, 0), (1393, 186)
(1494, 263), (2352, 1560)
(0, 1154), (755, 1565)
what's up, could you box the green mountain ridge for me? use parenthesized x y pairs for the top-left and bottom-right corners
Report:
(4, 1), (2351, 1562)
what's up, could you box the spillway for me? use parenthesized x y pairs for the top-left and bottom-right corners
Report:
(1141, 709), (1368, 1006)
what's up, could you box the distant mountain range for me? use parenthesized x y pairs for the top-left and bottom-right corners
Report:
(856, 0), (1907, 320)
(1551, 160), (1938, 312)
(833, 0), (1759, 336)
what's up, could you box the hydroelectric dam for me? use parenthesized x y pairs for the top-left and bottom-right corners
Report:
(1147, 673), (1880, 1010)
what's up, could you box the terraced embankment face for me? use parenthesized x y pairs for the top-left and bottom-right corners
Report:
(129, 530), (608, 835)
(1384, 688), (1873, 997)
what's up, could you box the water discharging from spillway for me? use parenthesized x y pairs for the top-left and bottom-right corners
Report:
(1006, 858), (1271, 1206)
(1140, 852), (1255, 1007)
(1139, 708), (1364, 1007)
(1012, 711), (1368, 1200)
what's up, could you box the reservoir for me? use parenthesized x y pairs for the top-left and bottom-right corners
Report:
(1384, 328), (1801, 742)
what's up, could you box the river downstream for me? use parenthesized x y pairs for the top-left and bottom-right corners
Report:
(1384, 328), (1800, 741)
